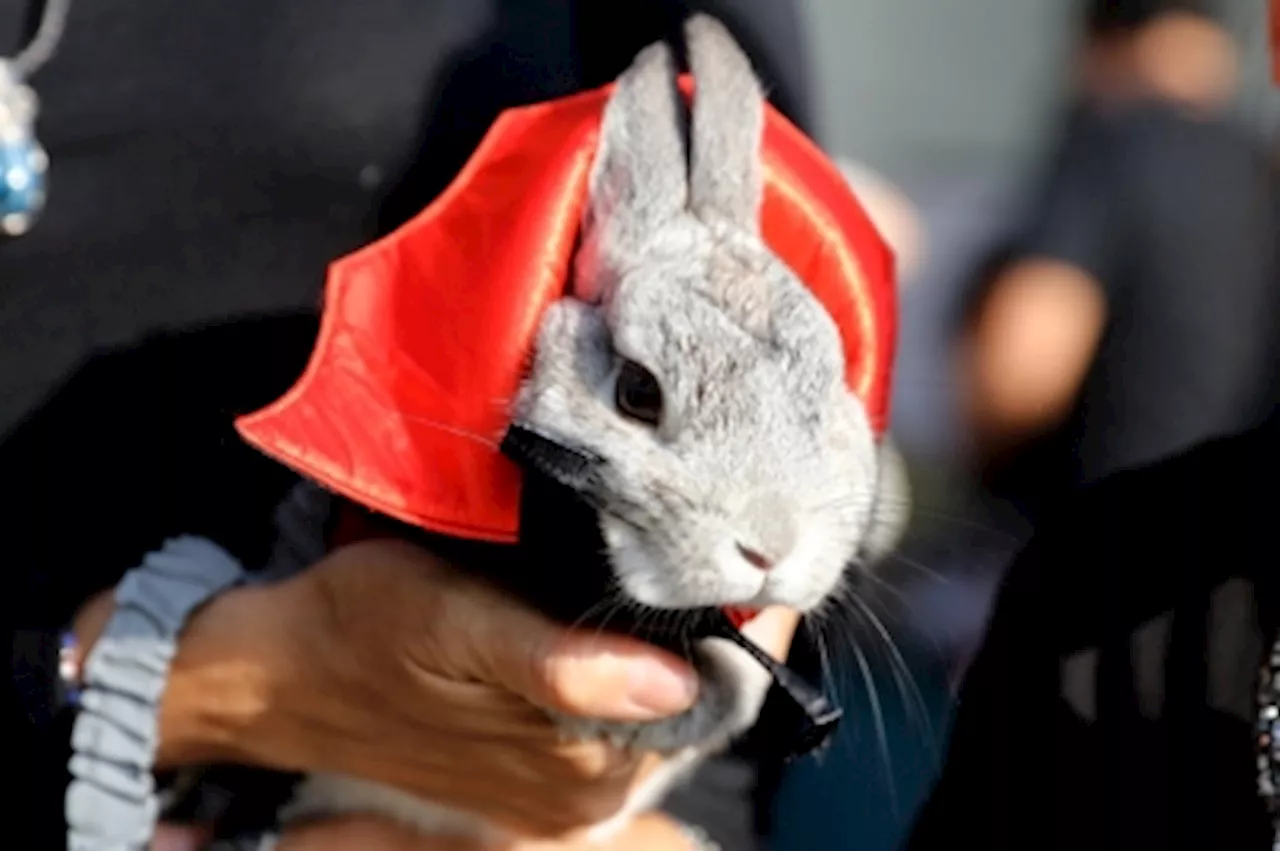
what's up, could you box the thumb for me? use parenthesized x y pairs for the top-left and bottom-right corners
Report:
(464, 594), (699, 721)
(393, 544), (700, 722)
(531, 631), (701, 721)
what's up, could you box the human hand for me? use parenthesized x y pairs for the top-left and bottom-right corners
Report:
(269, 810), (710, 851)
(144, 816), (694, 851)
(147, 538), (798, 839)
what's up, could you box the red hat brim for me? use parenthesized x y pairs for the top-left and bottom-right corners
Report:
(234, 77), (896, 543)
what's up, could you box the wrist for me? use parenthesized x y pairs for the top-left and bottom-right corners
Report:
(59, 589), (116, 708)
(69, 590), (116, 663)
(155, 582), (291, 770)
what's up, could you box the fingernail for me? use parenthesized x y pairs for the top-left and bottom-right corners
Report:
(623, 655), (699, 718)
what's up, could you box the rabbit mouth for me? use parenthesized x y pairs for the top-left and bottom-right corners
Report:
(722, 605), (761, 629)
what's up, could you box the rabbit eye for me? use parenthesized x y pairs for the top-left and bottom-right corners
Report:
(615, 360), (663, 426)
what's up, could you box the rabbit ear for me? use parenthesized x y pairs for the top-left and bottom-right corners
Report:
(685, 14), (764, 231)
(575, 41), (687, 303)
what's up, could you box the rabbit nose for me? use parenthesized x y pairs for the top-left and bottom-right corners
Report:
(735, 494), (797, 571)
(736, 542), (776, 571)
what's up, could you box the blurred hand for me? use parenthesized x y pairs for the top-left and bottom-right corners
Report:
(959, 258), (1106, 459)
(269, 810), (705, 851)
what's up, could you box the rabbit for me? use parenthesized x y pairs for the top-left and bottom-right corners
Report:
(272, 12), (910, 845)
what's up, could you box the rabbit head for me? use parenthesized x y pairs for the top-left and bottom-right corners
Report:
(511, 15), (905, 620)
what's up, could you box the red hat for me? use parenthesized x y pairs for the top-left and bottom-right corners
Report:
(234, 77), (897, 544)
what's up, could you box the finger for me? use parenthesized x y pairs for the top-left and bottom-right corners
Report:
(334, 538), (701, 722)
(514, 629), (700, 722)
(739, 606), (801, 661)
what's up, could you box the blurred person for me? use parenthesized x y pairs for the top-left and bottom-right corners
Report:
(1, 2), (824, 849)
(958, 0), (1280, 527)
(906, 410), (1280, 849)
(905, 6), (1280, 846)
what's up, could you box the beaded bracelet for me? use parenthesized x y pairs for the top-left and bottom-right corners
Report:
(58, 629), (84, 709)
(1256, 633), (1280, 848)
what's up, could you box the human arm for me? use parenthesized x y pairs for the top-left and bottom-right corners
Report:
(959, 258), (1107, 458)
(270, 811), (697, 850)
(71, 585), (704, 851)
(958, 122), (1119, 463)
(68, 538), (796, 847)
(5, 316), (775, 848)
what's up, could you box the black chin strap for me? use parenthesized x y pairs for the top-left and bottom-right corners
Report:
(500, 424), (607, 496)
(694, 609), (843, 759)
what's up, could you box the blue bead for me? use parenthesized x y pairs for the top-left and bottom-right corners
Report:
(0, 134), (46, 234)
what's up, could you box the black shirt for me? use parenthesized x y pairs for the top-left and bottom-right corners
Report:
(908, 417), (1280, 849)
(0, 0), (815, 435)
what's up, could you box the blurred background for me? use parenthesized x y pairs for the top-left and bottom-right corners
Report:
(782, 1), (1280, 848)
(781, 1), (1280, 848)
(2, 0), (1277, 848)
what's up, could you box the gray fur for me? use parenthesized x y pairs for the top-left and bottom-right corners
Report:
(284, 13), (908, 841)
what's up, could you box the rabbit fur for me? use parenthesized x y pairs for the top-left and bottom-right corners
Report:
(279, 13), (909, 844)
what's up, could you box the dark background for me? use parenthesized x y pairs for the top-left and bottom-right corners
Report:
(0, 0), (812, 435)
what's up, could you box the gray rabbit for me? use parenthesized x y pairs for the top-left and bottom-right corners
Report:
(274, 13), (909, 843)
